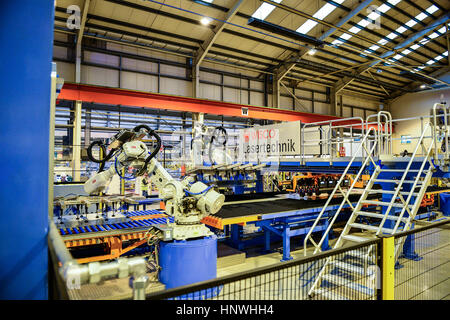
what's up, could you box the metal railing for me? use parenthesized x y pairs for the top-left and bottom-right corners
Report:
(146, 237), (381, 300)
(381, 123), (436, 236)
(48, 220), (149, 300)
(300, 117), (366, 165)
(365, 111), (392, 158)
(299, 106), (449, 163)
(302, 127), (378, 255)
(144, 219), (449, 300)
(432, 103), (449, 166)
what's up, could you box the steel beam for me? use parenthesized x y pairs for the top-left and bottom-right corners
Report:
(387, 66), (450, 101)
(274, 0), (375, 82)
(194, 0), (244, 67)
(58, 82), (349, 123)
(192, 0), (244, 97)
(334, 12), (450, 93)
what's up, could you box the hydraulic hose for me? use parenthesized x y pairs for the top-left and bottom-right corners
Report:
(87, 140), (117, 172)
(208, 126), (228, 165)
(133, 125), (162, 175)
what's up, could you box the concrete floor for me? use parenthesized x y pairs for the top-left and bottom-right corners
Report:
(394, 225), (450, 300)
(66, 202), (450, 300)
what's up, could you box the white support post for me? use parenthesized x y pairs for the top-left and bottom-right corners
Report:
(72, 101), (82, 181)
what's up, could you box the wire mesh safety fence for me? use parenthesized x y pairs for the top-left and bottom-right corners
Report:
(146, 240), (381, 300)
(394, 220), (450, 300)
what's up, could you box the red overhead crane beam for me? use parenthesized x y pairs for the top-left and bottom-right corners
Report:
(58, 83), (343, 123)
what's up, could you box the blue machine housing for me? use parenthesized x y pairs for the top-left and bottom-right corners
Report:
(159, 235), (218, 289)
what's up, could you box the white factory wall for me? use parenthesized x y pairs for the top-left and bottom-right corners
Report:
(390, 88), (450, 155)
(53, 33), (381, 118)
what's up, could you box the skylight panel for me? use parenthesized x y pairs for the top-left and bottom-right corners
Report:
(410, 44), (420, 50)
(426, 60), (434, 65)
(415, 12), (428, 21)
(392, 54), (402, 60)
(426, 5), (439, 14)
(428, 32), (439, 39)
(296, 0), (344, 34)
(405, 20), (417, 28)
(340, 33), (352, 40)
(296, 20), (318, 34)
(325, 0), (399, 46)
(251, 0), (282, 20)
(401, 49), (411, 55)
(202, 0), (214, 3)
(435, 55), (444, 60)
(314, 3), (337, 20)
(386, 32), (397, 40)
(339, 0), (400, 45)
(377, 4), (390, 13)
(396, 26), (407, 34)
(358, 20), (371, 28)
(438, 26), (446, 33)
(348, 26), (361, 34)
(444, 51), (449, 57)
(367, 11), (381, 21)
(369, 45), (380, 51)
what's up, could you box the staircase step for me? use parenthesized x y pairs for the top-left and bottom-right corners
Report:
(380, 169), (426, 173)
(368, 190), (420, 197)
(373, 179), (423, 184)
(361, 200), (413, 208)
(322, 274), (375, 296)
(332, 261), (365, 275)
(341, 234), (372, 243)
(345, 249), (368, 260)
(356, 211), (409, 222)
(349, 223), (395, 234)
(312, 288), (348, 300)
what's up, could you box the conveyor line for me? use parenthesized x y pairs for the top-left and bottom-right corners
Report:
(59, 209), (174, 236)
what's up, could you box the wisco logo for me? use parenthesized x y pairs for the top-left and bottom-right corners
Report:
(245, 129), (278, 142)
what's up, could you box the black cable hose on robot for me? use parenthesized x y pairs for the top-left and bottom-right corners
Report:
(133, 124), (162, 175)
(86, 140), (117, 173)
(209, 126), (228, 165)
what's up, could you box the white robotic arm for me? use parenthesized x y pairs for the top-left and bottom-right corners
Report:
(84, 126), (225, 240)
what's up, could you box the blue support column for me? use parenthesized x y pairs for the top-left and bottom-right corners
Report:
(0, 0), (54, 299)
(229, 224), (243, 250)
(400, 223), (423, 261)
(264, 228), (271, 253)
(321, 219), (331, 251)
(281, 226), (293, 262)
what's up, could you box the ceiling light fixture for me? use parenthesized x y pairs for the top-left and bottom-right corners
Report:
(200, 17), (212, 25)
(308, 48), (317, 55)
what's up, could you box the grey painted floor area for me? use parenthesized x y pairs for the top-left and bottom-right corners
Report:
(394, 227), (450, 300)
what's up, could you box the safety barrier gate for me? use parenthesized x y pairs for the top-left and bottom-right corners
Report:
(145, 219), (449, 300)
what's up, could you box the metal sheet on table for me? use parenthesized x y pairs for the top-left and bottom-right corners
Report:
(215, 193), (380, 220)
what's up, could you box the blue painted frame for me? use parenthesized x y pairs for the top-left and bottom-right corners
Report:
(0, 1), (55, 299)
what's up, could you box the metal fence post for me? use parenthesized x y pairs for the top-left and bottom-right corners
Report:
(381, 236), (395, 300)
